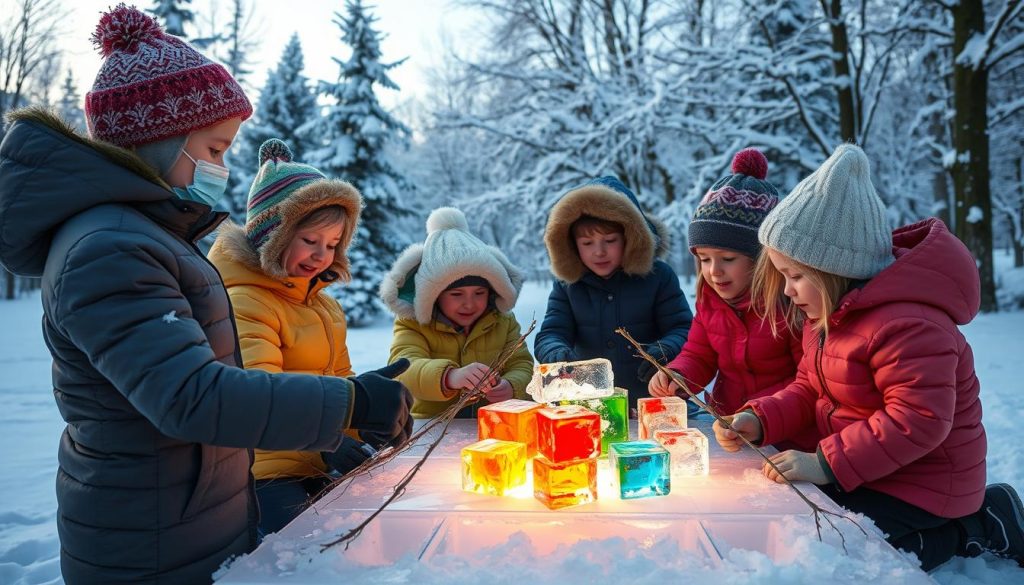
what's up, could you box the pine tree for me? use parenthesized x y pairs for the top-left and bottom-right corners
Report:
(148, 0), (194, 37)
(56, 69), (84, 132)
(226, 33), (319, 220)
(308, 0), (413, 325)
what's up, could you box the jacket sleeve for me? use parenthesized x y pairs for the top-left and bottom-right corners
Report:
(229, 289), (285, 374)
(650, 262), (693, 357)
(388, 318), (456, 402)
(534, 280), (577, 363)
(745, 328), (818, 445)
(500, 316), (536, 399)
(665, 308), (717, 394)
(818, 317), (959, 492)
(51, 229), (352, 451)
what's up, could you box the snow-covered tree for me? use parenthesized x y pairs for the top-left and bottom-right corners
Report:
(56, 69), (84, 131)
(148, 0), (193, 37)
(306, 0), (413, 325)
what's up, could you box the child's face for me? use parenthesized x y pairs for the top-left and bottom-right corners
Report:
(164, 117), (243, 188)
(575, 230), (624, 278)
(281, 223), (343, 278)
(694, 247), (755, 301)
(767, 249), (823, 319)
(437, 285), (490, 329)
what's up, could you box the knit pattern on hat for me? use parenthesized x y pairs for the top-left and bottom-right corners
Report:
(379, 207), (525, 324)
(688, 148), (779, 259)
(239, 138), (362, 280)
(544, 176), (671, 283)
(758, 144), (893, 279)
(85, 4), (252, 147)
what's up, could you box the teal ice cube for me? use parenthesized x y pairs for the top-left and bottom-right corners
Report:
(609, 440), (671, 499)
(556, 387), (628, 454)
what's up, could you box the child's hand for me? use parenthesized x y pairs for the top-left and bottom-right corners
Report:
(648, 370), (680, 397)
(763, 450), (828, 485)
(445, 363), (495, 392)
(484, 379), (514, 403)
(712, 411), (763, 452)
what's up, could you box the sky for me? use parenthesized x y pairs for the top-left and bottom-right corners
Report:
(13, 0), (483, 110)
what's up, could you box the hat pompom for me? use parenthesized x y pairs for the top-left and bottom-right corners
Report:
(426, 207), (469, 235)
(731, 148), (768, 180)
(91, 3), (163, 57)
(259, 139), (293, 166)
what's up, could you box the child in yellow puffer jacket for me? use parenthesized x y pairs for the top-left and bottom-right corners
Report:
(379, 207), (535, 419)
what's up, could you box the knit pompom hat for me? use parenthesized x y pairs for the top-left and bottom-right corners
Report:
(759, 144), (893, 279)
(688, 148), (780, 259)
(380, 207), (525, 324)
(242, 139), (363, 280)
(85, 3), (252, 148)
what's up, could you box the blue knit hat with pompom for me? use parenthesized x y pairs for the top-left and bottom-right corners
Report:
(244, 138), (327, 249)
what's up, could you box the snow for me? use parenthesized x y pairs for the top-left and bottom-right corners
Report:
(967, 206), (985, 223)
(2, 276), (1024, 584)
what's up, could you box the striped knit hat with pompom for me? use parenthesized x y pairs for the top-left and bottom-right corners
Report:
(245, 139), (327, 250)
(688, 148), (780, 259)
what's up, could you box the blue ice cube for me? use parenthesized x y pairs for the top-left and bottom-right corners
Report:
(609, 440), (671, 499)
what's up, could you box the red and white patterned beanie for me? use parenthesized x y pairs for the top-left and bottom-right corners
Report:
(85, 3), (252, 148)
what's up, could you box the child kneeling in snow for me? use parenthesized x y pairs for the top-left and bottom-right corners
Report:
(379, 207), (535, 419)
(714, 144), (1024, 571)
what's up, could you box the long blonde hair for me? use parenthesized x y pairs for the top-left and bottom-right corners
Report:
(752, 248), (851, 337)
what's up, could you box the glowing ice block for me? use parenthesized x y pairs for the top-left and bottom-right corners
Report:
(535, 405), (601, 463)
(555, 387), (628, 454)
(532, 454), (598, 509)
(654, 427), (709, 477)
(609, 440), (671, 499)
(477, 399), (545, 455)
(460, 439), (527, 496)
(637, 396), (688, 439)
(525, 358), (614, 402)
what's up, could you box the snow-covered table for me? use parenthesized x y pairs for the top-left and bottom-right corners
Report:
(216, 419), (935, 584)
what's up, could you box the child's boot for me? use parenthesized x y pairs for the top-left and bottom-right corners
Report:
(959, 483), (1024, 565)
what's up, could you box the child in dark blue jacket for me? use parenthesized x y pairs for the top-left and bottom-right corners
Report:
(534, 177), (693, 411)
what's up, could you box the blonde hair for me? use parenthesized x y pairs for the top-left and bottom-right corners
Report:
(752, 248), (851, 337)
(297, 205), (346, 231)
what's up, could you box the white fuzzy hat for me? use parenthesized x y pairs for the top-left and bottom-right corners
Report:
(758, 144), (893, 279)
(379, 207), (525, 324)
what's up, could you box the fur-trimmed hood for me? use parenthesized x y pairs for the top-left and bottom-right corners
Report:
(0, 107), (174, 276)
(544, 176), (671, 283)
(379, 207), (525, 324)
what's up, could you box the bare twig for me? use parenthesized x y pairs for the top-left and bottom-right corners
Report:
(617, 327), (867, 551)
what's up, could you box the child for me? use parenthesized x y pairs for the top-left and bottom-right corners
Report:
(0, 6), (410, 583)
(714, 144), (1023, 571)
(649, 149), (810, 450)
(534, 176), (693, 410)
(379, 207), (535, 418)
(208, 138), (383, 534)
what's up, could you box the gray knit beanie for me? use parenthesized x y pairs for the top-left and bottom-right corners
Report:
(758, 144), (893, 279)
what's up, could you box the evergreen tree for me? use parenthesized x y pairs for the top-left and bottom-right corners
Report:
(308, 0), (413, 325)
(148, 0), (194, 37)
(56, 69), (84, 132)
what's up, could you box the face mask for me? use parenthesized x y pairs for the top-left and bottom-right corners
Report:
(172, 150), (230, 208)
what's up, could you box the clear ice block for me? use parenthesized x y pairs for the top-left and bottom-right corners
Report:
(637, 396), (688, 439)
(554, 387), (628, 454)
(477, 399), (545, 455)
(525, 358), (615, 402)
(535, 405), (601, 463)
(654, 428), (709, 477)
(533, 454), (598, 509)
(609, 440), (671, 499)
(460, 439), (527, 496)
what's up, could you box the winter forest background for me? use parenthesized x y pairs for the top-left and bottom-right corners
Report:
(2, 0), (1024, 321)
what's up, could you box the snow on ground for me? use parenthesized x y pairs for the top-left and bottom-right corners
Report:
(2, 277), (1023, 584)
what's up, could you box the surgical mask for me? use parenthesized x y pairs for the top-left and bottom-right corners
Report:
(172, 150), (230, 208)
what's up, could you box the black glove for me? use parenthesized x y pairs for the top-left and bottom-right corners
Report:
(546, 347), (578, 364)
(637, 344), (671, 384)
(349, 359), (414, 446)
(321, 435), (373, 475)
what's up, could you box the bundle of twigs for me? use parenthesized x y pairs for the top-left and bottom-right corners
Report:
(616, 327), (866, 551)
(318, 319), (536, 551)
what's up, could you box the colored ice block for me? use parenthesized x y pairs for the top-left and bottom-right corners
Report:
(555, 387), (628, 454)
(609, 440), (671, 499)
(460, 439), (528, 496)
(477, 399), (545, 455)
(637, 396), (688, 439)
(535, 405), (601, 463)
(654, 427), (709, 477)
(525, 358), (614, 402)
(533, 454), (598, 509)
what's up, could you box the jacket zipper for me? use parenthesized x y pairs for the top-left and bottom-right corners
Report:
(815, 330), (839, 434)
